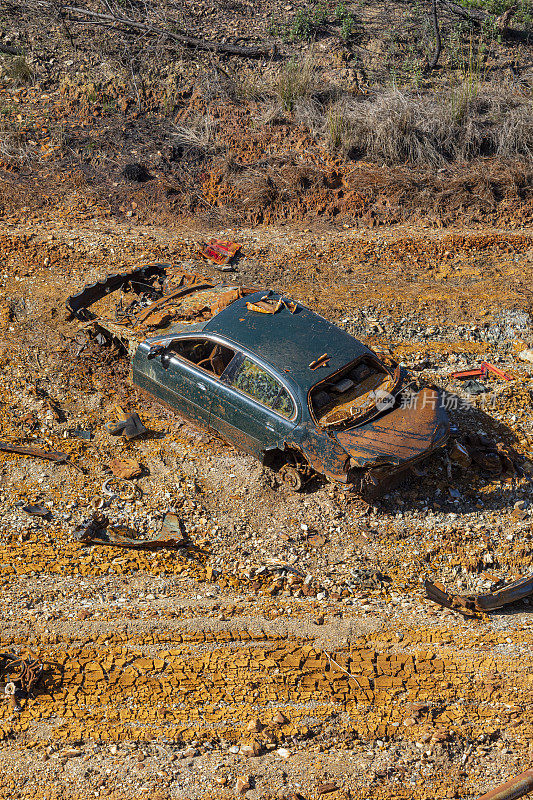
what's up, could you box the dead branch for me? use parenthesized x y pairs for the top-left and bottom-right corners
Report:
(0, 43), (23, 55)
(426, 0), (442, 72)
(323, 650), (365, 691)
(442, 0), (532, 44)
(31, 1), (274, 58)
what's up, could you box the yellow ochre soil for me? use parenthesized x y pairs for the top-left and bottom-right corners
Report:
(0, 217), (532, 800)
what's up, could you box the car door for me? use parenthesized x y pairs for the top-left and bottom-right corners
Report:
(133, 336), (234, 428)
(210, 353), (298, 459)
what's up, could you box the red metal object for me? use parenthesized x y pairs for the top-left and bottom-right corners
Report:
(199, 239), (240, 266)
(452, 361), (511, 381)
(476, 768), (533, 800)
(483, 362), (512, 380)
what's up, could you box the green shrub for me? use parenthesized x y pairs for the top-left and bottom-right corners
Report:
(284, 3), (328, 41)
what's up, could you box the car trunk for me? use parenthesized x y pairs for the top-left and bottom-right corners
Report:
(310, 357), (399, 428)
(333, 386), (449, 469)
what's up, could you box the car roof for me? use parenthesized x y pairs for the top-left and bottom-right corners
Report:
(203, 291), (373, 392)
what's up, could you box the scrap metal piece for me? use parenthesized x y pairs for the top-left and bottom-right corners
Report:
(68, 429), (93, 441)
(246, 297), (283, 314)
(475, 572), (533, 611)
(309, 353), (330, 370)
(107, 412), (148, 440)
(108, 458), (142, 479)
(101, 478), (139, 501)
(461, 433), (521, 477)
(75, 513), (206, 554)
(0, 441), (84, 472)
(66, 264), (168, 322)
(199, 239), (240, 266)
(448, 440), (472, 468)
(425, 572), (533, 615)
(476, 768), (533, 800)
(245, 296), (298, 315)
(133, 281), (214, 325)
(284, 299), (297, 314)
(22, 505), (51, 519)
(462, 378), (488, 395)
(4, 681), (20, 712)
(0, 653), (43, 712)
(452, 362), (511, 381)
(424, 579), (478, 616)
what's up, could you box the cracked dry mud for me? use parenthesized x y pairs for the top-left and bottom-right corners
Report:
(0, 219), (532, 800)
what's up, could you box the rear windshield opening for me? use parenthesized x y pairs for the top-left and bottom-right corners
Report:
(310, 357), (394, 427)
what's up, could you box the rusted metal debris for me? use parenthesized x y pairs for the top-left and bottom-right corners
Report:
(66, 263), (168, 322)
(67, 264), (258, 357)
(108, 457), (143, 479)
(245, 296), (298, 315)
(107, 412), (148, 440)
(452, 361), (511, 381)
(1, 653), (43, 712)
(476, 768), (533, 800)
(0, 441), (84, 473)
(309, 353), (330, 370)
(68, 429), (92, 441)
(199, 239), (240, 267)
(76, 512), (206, 554)
(23, 505), (51, 519)
(425, 572), (533, 615)
(450, 434), (524, 477)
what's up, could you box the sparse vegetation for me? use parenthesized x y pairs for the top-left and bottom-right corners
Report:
(172, 114), (218, 157)
(459, 0), (533, 30)
(277, 0), (361, 42)
(0, 0), (530, 220)
(325, 106), (352, 153)
(283, 3), (328, 41)
(274, 55), (319, 111)
(296, 86), (533, 166)
(4, 55), (33, 86)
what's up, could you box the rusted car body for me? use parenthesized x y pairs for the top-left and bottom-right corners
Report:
(67, 264), (449, 494)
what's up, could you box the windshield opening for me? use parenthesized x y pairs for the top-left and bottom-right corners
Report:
(310, 357), (396, 428)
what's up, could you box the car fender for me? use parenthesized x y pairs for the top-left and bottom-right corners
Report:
(285, 425), (350, 483)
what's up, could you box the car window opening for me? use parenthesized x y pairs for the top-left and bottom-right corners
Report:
(310, 357), (395, 428)
(170, 338), (235, 377)
(229, 356), (295, 419)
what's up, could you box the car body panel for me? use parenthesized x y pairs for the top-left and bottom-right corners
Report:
(133, 342), (217, 427)
(205, 291), (373, 393)
(334, 386), (450, 468)
(210, 378), (297, 459)
(286, 423), (352, 483)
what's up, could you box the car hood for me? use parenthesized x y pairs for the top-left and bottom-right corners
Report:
(333, 386), (449, 468)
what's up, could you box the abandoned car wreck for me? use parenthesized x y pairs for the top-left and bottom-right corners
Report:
(67, 264), (450, 494)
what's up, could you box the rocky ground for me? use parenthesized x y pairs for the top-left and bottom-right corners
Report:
(0, 0), (532, 794)
(0, 217), (531, 799)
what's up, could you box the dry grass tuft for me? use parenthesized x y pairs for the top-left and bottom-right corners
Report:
(497, 103), (533, 160)
(172, 114), (218, 158)
(293, 97), (324, 139)
(4, 55), (33, 86)
(0, 124), (33, 164)
(299, 86), (533, 166)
